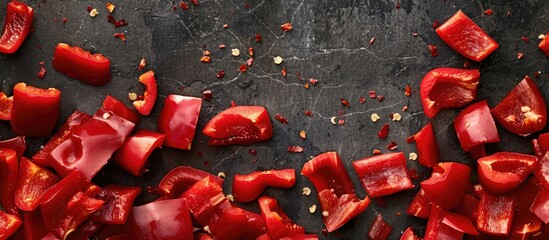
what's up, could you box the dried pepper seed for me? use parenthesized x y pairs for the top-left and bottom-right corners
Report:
(373, 149), (381, 155)
(231, 48), (240, 56)
(106, 2), (115, 13)
(274, 56), (283, 65)
(371, 113), (380, 122)
(521, 36), (530, 43)
(409, 152), (418, 160)
(299, 131), (306, 139)
(302, 187), (311, 195)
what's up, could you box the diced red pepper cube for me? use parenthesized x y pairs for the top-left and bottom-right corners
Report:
(368, 214), (392, 240)
(114, 130), (165, 176)
(476, 192), (515, 235)
(128, 198), (193, 240)
(413, 122), (440, 167)
(158, 95), (202, 150)
(91, 185), (142, 224)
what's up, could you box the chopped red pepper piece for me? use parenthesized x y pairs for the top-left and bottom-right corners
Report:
(203, 106), (273, 146)
(114, 129), (165, 176)
(259, 196), (305, 239)
(0, 210), (22, 239)
(421, 162), (471, 210)
(91, 185), (141, 224)
(436, 10), (499, 61)
(378, 123), (389, 139)
(368, 214), (392, 240)
(0, 149), (18, 215)
(406, 188), (432, 219)
(61, 192), (104, 238)
(281, 23), (292, 32)
(37, 62), (46, 78)
(102, 95), (140, 124)
(534, 152), (549, 190)
(539, 34), (549, 56)
(288, 146), (304, 153)
(511, 177), (542, 238)
(477, 152), (537, 193)
(0, 1), (34, 54)
(400, 227), (421, 240)
(151, 166), (223, 199)
(454, 100), (500, 152)
(0, 92), (12, 121)
(413, 122), (440, 167)
(425, 205), (479, 240)
(128, 198), (193, 240)
(158, 95), (202, 150)
(132, 71), (157, 116)
(301, 152), (355, 196)
(317, 188), (370, 232)
(531, 187), (549, 224)
(352, 152), (414, 198)
(52, 43), (112, 86)
(15, 157), (60, 211)
(491, 76), (547, 136)
(21, 209), (49, 240)
(428, 44), (438, 57)
(420, 68), (480, 118)
(477, 192), (515, 235)
(202, 90), (213, 101)
(11, 82), (61, 137)
(232, 169), (295, 202)
(0, 136), (25, 160)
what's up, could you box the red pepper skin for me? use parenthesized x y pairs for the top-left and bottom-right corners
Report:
(477, 152), (537, 194)
(66, 221), (101, 240)
(180, 176), (228, 224)
(280, 234), (319, 240)
(368, 214), (392, 240)
(436, 10), (499, 62)
(420, 68), (480, 118)
(60, 192), (105, 239)
(414, 122), (440, 167)
(532, 133), (549, 158)
(32, 111), (91, 167)
(317, 189), (370, 232)
(48, 108), (135, 179)
(0, 1), (34, 54)
(400, 227), (420, 240)
(233, 169), (296, 203)
(114, 130), (165, 176)
(454, 193), (479, 225)
(420, 162), (471, 210)
(406, 188), (432, 219)
(454, 100), (500, 152)
(52, 43), (111, 86)
(510, 178), (542, 238)
(301, 151), (355, 197)
(128, 198), (193, 240)
(534, 153), (549, 190)
(530, 187), (549, 224)
(0, 149), (18, 215)
(133, 71), (157, 115)
(91, 185), (142, 224)
(21, 209), (49, 240)
(151, 166), (223, 199)
(491, 76), (547, 136)
(203, 106), (273, 146)
(158, 95), (202, 150)
(14, 157), (60, 211)
(10, 83), (61, 137)
(102, 95), (140, 124)
(352, 152), (414, 197)
(258, 196), (305, 239)
(477, 192), (515, 236)
(538, 35), (549, 56)
(0, 92), (13, 120)
(0, 210), (22, 239)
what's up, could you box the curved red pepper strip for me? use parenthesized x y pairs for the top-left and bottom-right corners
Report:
(454, 100), (500, 152)
(52, 43), (112, 86)
(477, 152), (537, 194)
(420, 162), (471, 210)
(0, 1), (34, 54)
(133, 71), (157, 116)
(158, 94), (202, 150)
(151, 166), (223, 199)
(414, 122), (440, 167)
(15, 157), (60, 211)
(232, 169), (296, 203)
(114, 129), (165, 176)
(0, 149), (18, 215)
(258, 196), (305, 239)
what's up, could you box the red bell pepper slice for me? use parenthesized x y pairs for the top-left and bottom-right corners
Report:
(10, 83), (61, 137)
(510, 178), (542, 238)
(424, 205), (477, 240)
(534, 153), (549, 191)
(258, 196), (305, 239)
(436, 10), (499, 62)
(301, 151), (355, 196)
(477, 152), (537, 194)
(60, 192), (104, 239)
(91, 185), (142, 224)
(533, 133), (549, 158)
(102, 95), (140, 124)
(368, 214), (392, 240)
(21, 209), (49, 240)
(0, 149), (18, 215)
(180, 176), (228, 224)
(202, 105), (273, 146)
(114, 129), (165, 176)
(48, 108), (135, 179)
(454, 193), (479, 225)
(477, 192), (515, 236)
(14, 157), (60, 211)
(52, 43), (111, 86)
(32, 111), (91, 167)
(65, 220), (102, 240)
(539, 34), (549, 56)
(454, 100), (500, 152)
(531, 187), (549, 224)
(0, 92), (13, 120)
(132, 71), (157, 116)
(352, 152), (414, 197)
(421, 162), (471, 210)
(0, 210), (22, 239)
(413, 122), (440, 167)
(0, 136), (25, 160)
(233, 169), (296, 202)
(406, 188), (431, 219)
(317, 188), (370, 232)
(158, 95), (202, 150)
(491, 76), (547, 136)
(400, 227), (420, 240)
(151, 166), (223, 199)
(0, 0), (34, 54)
(128, 198), (193, 240)
(420, 68), (480, 118)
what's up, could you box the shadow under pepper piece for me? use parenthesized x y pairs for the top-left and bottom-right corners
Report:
(0, 0), (34, 54)
(10, 83), (61, 137)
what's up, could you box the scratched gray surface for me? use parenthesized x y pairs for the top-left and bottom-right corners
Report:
(1, 0), (549, 239)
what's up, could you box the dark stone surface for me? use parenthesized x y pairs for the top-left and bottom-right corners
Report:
(1, 0), (549, 238)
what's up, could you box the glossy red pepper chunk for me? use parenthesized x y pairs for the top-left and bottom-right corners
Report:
(32, 111), (91, 167)
(436, 10), (499, 61)
(352, 152), (414, 197)
(413, 122), (440, 167)
(0, 149), (18, 215)
(0, 136), (25, 161)
(203, 106), (273, 146)
(102, 95), (140, 124)
(15, 157), (60, 211)
(158, 95), (202, 150)
(132, 71), (157, 115)
(406, 188), (432, 219)
(477, 152), (537, 193)
(477, 192), (515, 235)
(534, 153), (549, 190)
(368, 214), (392, 240)
(454, 193), (479, 225)
(533, 133), (549, 158)
(21, 209), (49, 240)
(0, 210), (22, 239)
(151, 166), (223, 199)
(259, 196), (305, 239)
(52, 43), (112, 86)
(510, 178), (542, 238)
(539, 34), (549, 56)
(531, 187), (549, 224)
(301, 152), (355, 197)
(400, 227), (421, 240)
(128, 198), (193, 240)
(233, 169), (296, 202)
(421, 162), (471, 210)
(425, 206), (479, 240)
(491, 76), (547, 136)
(420, 68), (480, 118)
(114, 130), (165, 176)
(10, 83), (61, 137)
(0, 0), (34, 54)
(65, 221), (102, 240)
(317, 188), (370, 232)
(91, 185), (142, 224)
(180, 176), (228, 224)
(48, 108), (135, 179)
(61, 192), (105, 239)
(0, 92), (13, 120)
(454, 100), (500, 152)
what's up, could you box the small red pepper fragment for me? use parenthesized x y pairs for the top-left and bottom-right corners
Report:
(259, 196), (305, 239)
(288, 146), (304, 153)
(158, 95), (202, 150)
(521, 36), (530, 43)
(0, 136), (25, 160)
(539, 34), (549, 56)
(530, 187), (549, 224)
(400, 227), (421, 240)
(359, 96), (366, 104)
(232, 169), (296, 203)
(255, 33), (262, 42)
(114, 129), (165, 176)
(454, 100), (500, 152)
(91, 185), (141, 224)
(113, 32), (126, 42)
(420, 68), (480, 118)
(436, 10), (499, 61)
(191, 0), (199, 5)
(406, 188), (431, 219)
(352, 152), (414, 198)
(102, 95), (140, 124)
(432, 19), (439, 29)
(369, 37), (376, 46)
(378, 123), (389, 139)
(52, 43), (112, 86)
(202, 90), (212, 101)
(317, 189), (370, 232)
(11, 83), (61, 137)
(138, 58), (146, 70)
(340, 98), (350, 107)
(216, 70), (225, 79)
(0, 149), (18, 215)
(477, 192), (515, 235)
(0, 210), (22, 239)
(15, 157), (60, 211)
(0, 92), (12, 121)
(421, 162), (471, 210)
(37, 61), (46, 78)
(132, 70), (157, 116)
(179, 1), (189, 10)
(517, 52), (525, 59)
(281, 67), (287, 77)
(404, 84), (412, 96)
(0, 1), (34, 54)
(368, 214), (392, 240)
(151, 166), (223, 199)
(281, 23), (292, 32)
(428, 44), (438, 57)
(534, 152), (549, 190)
(477, 152), (537, 194)
(491, 76), (547, 136)
(369, 91), (377, 99)
(128, 198), (193, 240)
(484, 9), (493, 16)
(413, 122), (440, 167)
(239, 64), (248, 72)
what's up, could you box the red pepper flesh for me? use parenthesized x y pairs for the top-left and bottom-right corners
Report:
(413, 122), (440, 167)
(258, 196), (305, 239)
(301, 151), (355, 197)
(0, 92), (12, 120)
(530, 187), (549, 224)
(539, 34), (549, 56)
(158, 95), (202, 150)
(233, 169), (296, 202)
(511, 178), (542, 238)
(420, 162), (471, 210)
(0, 149), (18, 215)
(0, 210), (22, 239)
(454, 100), (500, 152)
(476, 192), (515, 235)
(534, 153), (549, 190)
(60, 192), (105, 239)
(128, 198), (193, 240)
(114, 129), (165, 176)
(400, 227), (421, 240)
(368, 214), (392, 240)
(21, 209), (49, 240)
(0, 1), (34, 54)
(133, 71), (157, 115)
(52, 43), (112, 86)
(0, 136), (25, 160)
(102, 95), (140, 124)
(91, 185), (142, 224)
(15, 157), (60, 211)
(406, 188), (432, 219)
(477, 152), (537, 194)
(151, 166), (223, 199)
(317, 188), (370, 232)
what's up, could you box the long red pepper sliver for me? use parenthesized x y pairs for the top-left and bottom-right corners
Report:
(304, 110), (313, 116)
(191, 0), (198, 6)
(275, 113), (288, 124)
(37, 62), (46, 79)
(295, 72), (303, 81)
(281, 67), (287, 77)
(309, 78), (318, 85)
(406, 136), (415, 144)
(378, 124), (389, 139)
(369, 37), (376, 45)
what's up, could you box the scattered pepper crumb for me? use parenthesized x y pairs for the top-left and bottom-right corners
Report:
(371, 113), (381, 122)
(299, 130), (306, 139)
(248, 47), (254, 57)
(386, 141), (398, 150)
(376, 95), (385, 102)
(373, 149), (381, 155)
(309, 78), (318, 85)
(281, 67), (287, 77)
(369, 37), (376, 45)
(484, 9), (493, 16)
(281, 23), (293, 32)
(216, 70), (225, 79)
(217, 172), (225, 178)
(517, 52), (525, 59)
(432, 19), (439, 29)
(309, 205), (317, 213)
(359, 96), (366, 104)
(179, 2), (189, 10)
(191, 0), (199, 6)
(322, 211), (329, 217)
(303, 187), (311, 195)
(37, 62), (46, 79)
(340, 98), (350, 108)
(239, 64), (248, 72)
(226, 194), (234, 201)
(218, 44), (226, 49)
(247, 58), (254, 67)
(428, 44), (438, 57)
(288, 146), (304, 153)
(62, 17), (68, 23)
(405, 85), (412, 96)
(274, 56), (283, 65)
(338, 119), (345, 125)
(106, 2), (115, 13)
(128, 92), (138, 101)
(275, 113), (288, 124)
(200, 56), (211, 63)
(255, 33), (262, 42)
(231, 48), (240, 56)
(138, 58), (146, 70)
(223, 24), (228, 29)
(113, 33), (126, 42)
(391, 113), (402, 121)
(409, 152), (418, 161)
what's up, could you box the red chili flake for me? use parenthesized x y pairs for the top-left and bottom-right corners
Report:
(203, 50), (211, 56)
(204, 161), (210, 167)
(115, 19), (128, 28)
(412, 32), (418, 37)
(309, 78), (318, 85)
(295, 72), (303, 81)
(255, 33), (262, 42)
(303, 83), (309, 89)
(216, 70), (225, 79)
(275, 113), (288, 124)
(304, 110), (313, 116)
(87, 5), (93, 12)
(534, 71), (541, 78)
(376, 95), (385, 102)
(428, 44), (438, 57)
(404, 85), (412, 97)
(281, 67), (287, 77)
(396, 2), (401, 9)
(179, 2), (189, 10)
(223, 24), (228, 29)
(196, 151), (203, 158)
(247, 58), (254, 67)
(200, 56), (211, 63)
(172, 5), (177, 11)
(248, 149), (257, 156)
(338, 110), (345, 116)
(239, 64), (248, 72)
(369, 91), (376, 99)
(340, 98), (350, 108)
(406, 135), (415, 144)
(373, 149), (381, 155)
(243, 3), (250, 9)
(288, 146), (304, 153)
(36, 44), (42, 50)
(230, 101), (237, 107)
(37, 62), (46, 79)
(409, 168), (419, 179)
(138, 58), (146, 70)
(378, 124), (389, 139)
(202, 90), (212, 101)
(218, 44), (225, 49)
(281, 23), (293, 32)
(521, 36), (530, 43)
(191, 0), (199, 6)
(396, 212), (402, 217)
(375, 198), (387, 208)
(248, 47), (254, 57)
(359, 96), (366, 104)
(402, 105), (408, 111)
(113, 33), (126, 42)
(463, 60), (471, 69)
(369, 37), (376, 45)
(517, 52), (525, 59)
(321, 229), (328, 236)
(432, 19), (439, 29)
(338, 119), (345, 125)
(62, 17), (68, 23)
(386, 141), (398, 150)
(507, 11), (512, 16)
(484, 9), (493, 16)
